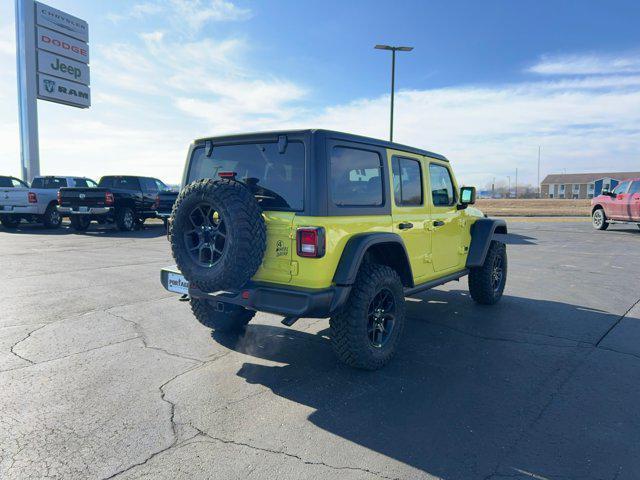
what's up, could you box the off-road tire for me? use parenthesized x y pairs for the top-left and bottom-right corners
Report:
(42, 204), (62, 229)
(469, 240), (507, 305)
(70, 215), (91, 231)
(0, 215), (20, 228)
(330, 263), (406, 370)
(592, 208), (609, 230)
(190, 298), (255, 332)
(116, 207), (135, 231)
(170, 179), (266, 293)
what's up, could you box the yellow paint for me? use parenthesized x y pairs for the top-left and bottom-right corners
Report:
(251, 148), (484, 290)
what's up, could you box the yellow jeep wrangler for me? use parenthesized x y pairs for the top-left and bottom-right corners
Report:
(161, 130), (507, 370)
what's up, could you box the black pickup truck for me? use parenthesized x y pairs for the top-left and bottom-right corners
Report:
(154, 189), (179, 226)
(58, 175), (172, 231)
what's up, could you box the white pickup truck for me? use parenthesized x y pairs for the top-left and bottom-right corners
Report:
(0, 175), (97, 229)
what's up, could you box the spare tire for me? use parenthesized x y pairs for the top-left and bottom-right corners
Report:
(170, 178), (266, 292)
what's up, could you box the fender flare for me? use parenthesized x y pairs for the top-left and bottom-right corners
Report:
(466, 218), (507, 268)
(332, 233), (413, 287)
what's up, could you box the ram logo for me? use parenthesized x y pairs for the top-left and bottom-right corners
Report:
(43, 79), (56, 93)
(79, 193), (85, 199)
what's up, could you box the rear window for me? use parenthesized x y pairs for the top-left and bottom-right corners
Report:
(31, 177), (67, 189)
(187, 141), (305, 211)
(99, 177), (139, 191)
(73, 178), (97, 188)
(330, 147), (383, 207)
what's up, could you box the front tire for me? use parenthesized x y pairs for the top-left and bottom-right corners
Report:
(190, 298), (255, 332)
(469, 240), (507, 305)
(330, 263), (405, 370)
(43, 204), (62, 229)
(70, 215), (91, 231)
(116, 207), (135, 231)
(0, 215), (20, 228)
(592, 208), (609, 230)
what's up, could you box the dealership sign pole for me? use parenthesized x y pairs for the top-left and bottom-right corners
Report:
(15, 0), (90, 182)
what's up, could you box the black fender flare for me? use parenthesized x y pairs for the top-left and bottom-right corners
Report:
(332, 233), (414, 287)
(466, 218), (507, 268)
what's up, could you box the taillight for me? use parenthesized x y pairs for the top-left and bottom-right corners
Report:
(57, 190), (62, 205)
(296, 227), (325, 258)
(218, 171), (237, 179)
(153, 194), (160, 210)
(28, 192), (37, 203)
(105, 191), (114, 206)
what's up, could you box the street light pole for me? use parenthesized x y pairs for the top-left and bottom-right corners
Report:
(507, 176), (511, 198)
(537, 145), (541, 198)
(375, 44), (413, 142)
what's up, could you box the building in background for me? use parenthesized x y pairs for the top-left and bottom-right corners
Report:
(541, 172), (640, 199)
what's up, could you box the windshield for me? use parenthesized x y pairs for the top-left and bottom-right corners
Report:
(187, 141), (305, 211)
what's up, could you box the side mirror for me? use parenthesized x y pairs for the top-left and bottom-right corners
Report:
(602, 189), (615, 197)
(458, 186), (476, 210)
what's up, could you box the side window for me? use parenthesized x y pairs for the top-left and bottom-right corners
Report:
(73, 178), (89, 188)
(612, 181), (630, 195)
(154, 179), (168, 191)
(628, 181), (640, 195)
(141, 178), (158, 194)
(330, 146), (383, 207)
(392, 157), (423, 206)
(429, 164), (455, 206)
(87, 179), (98, 188)
(0, 177), (12, 187)
(98, 177), (112, 188)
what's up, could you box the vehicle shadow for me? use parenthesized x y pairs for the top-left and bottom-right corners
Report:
(497, 232), (537, 245)
(210, 289), (633, 479)
(0, 222), (166, 238)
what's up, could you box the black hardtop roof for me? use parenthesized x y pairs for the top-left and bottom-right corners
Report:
(195, 129), (448, 162)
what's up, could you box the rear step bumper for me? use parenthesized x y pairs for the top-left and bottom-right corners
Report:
(160, 266), (350, 318)
(57, 206), (112, 215)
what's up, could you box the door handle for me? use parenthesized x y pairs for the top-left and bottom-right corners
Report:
(433, 220), (445, 227)
(398, 222), (413, 230)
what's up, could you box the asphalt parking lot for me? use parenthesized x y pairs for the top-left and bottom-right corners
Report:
(1, 220), (639, 480)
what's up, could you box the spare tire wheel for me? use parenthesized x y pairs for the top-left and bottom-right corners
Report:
(170, 178), (266, 292)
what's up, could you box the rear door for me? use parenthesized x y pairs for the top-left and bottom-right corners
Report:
(609, 181), (630, 219)
(390, 153), (431, 281)
(427, 162), (463, 272)
(140, 178), (159, 212)
(628, 181), (640, 221)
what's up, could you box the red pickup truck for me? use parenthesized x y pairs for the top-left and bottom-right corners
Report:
(591, 178), (640, 230)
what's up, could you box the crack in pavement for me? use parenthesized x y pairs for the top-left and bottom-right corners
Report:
(185, 432), (402, 480)
(8, 324), (47, 365)
(595, 296), (640, 347)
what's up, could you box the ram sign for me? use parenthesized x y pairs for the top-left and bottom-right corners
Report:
(37, 73), (90, 108)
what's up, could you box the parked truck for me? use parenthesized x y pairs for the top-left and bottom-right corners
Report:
(0, 176), (96, 229)
(58, 175), (171, 232)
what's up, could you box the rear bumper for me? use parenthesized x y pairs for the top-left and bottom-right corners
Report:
(57, 206), (112, 215)
(0, 205), (39, 215)
(160, 266), (350, 318)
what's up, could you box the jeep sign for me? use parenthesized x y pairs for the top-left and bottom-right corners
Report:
(37, 73), (90, 108)
(37, 50), (89, 85)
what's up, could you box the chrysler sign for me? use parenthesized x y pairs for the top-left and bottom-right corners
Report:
(35, 1), (88, 42)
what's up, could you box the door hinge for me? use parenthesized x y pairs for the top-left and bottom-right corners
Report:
(458, 218), (467, 228)
(423, 253), (433, 263)
(290, 261), (299, 276)
(458, 245), (469, 255)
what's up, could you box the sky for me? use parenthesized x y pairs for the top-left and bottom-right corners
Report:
(1, 0), (640, 187)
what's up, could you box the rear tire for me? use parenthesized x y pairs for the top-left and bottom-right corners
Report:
(116, 207), (135, 231)
(0, 215), (20, 228)
(469, 240), (507, 305)
(42, 204), (62, 229)
(330, 263), (405, 370)
(70, 215), (91, 231)
(592, 208), (609, 230)
(190, 298), (255, 332)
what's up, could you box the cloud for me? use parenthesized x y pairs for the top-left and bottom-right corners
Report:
(108, 0), (251, 31)
(529, 53), (640, 75)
